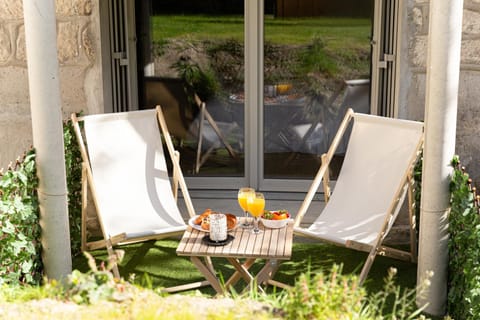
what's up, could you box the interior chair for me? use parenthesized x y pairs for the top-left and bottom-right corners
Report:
(293, 108), (424, 284)
(71, 107), (208, 291)
(144, 77), (239, 173)
(289, 79), (370, 158)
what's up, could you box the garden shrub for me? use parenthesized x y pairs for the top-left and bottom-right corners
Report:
(413, 153), (423, 247)
(273, 264), (426, 320)
(0, 150), (43, 285)
(278, 264), (367, 319)
(0, 119), (84, 285)
(63, 118), (83, 256)
(65, 252), (134, 304)
(448, 156), (480, 319)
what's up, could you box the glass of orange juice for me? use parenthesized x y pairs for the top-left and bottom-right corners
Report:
(238, 187), (255, 228)
(247, 192), (265, 234)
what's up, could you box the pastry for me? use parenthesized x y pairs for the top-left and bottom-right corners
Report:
(195, 208), (212, 225)
(201, 217), (210, 230)
(226, 214), (237, 229)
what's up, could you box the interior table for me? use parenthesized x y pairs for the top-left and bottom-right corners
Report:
(176, 218), (294, 295)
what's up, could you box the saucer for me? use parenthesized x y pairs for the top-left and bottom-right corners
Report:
(202, 234), (234, 246)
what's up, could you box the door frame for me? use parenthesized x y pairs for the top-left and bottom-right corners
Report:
(244, 0), (314, 192)
(100, 0), (139, 114)
(100, 0), (389, 195)
(370, 0), (402, 117)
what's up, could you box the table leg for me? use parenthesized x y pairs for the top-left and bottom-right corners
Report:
(204, 256), (215, 274)
(254, 259), (290, 290)
(189, 257), (290, 295)
(255, 259), (281, 285)
(190, 256), (224, 294)
(227, 258), (269, 294)
(224, 258), (256, 288)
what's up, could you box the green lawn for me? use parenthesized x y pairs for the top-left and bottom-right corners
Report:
(0, 238), (433, 319)
(152, 14), (371, 47)
(72, 239), (417, 297)
(151, 14), (371, 87)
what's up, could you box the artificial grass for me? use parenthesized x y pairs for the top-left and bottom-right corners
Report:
(72, 238), (417, 297)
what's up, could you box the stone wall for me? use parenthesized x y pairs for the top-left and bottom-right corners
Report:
(405, 0), (480, 181)
(0, 0), (103, 169)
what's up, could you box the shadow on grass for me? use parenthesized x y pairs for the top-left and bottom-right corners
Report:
(72, 238), (417, 297)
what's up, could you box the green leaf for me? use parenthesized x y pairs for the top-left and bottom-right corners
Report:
(21, 260), (33, 273)
(16, 171), (27, 185)
(2, 220), (15, 234)
(11, 240), (27, 255)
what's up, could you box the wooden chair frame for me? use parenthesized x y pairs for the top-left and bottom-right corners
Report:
(71, 107), (209, 292)
(293, 109), (423, 284)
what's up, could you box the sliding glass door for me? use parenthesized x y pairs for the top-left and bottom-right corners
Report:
(136, 0), (247, 189)
(129, 0), (373, 192)
(260, 0), (373, 190)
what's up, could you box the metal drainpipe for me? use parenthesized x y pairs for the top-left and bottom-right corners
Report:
(22, 0), (72, 280)
(416, 0), (464, 316)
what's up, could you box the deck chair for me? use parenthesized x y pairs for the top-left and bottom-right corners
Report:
(71, 107), (208, 291)
(293, 108), (424, 284)
(144, 77), (239, 173)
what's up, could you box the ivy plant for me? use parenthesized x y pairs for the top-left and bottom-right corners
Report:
(0, 150), (43, 285)
(448, 155), (480, 319)
(63, 118), (83, 256)
(0, 119), (84, 285)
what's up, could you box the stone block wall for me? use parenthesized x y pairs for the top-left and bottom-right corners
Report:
(0, 0), (103, 169)
(405, 0), (480, 181)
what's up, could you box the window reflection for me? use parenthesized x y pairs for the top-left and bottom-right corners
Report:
(263, 1), (373, 179)
(138, 1), (245, 177)
(136, 0), (373, 181)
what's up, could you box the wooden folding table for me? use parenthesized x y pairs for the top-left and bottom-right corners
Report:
(176, 218), (294, 294)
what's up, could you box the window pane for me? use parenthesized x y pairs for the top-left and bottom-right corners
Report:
(263, 1), (373, 179)
(139, 0), (245, 177)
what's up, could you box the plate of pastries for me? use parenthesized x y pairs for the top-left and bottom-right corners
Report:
(188, 208), (238, 232)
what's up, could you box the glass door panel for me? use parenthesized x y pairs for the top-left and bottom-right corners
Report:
(262, 1), (373, 181)
(133, 0), (374, 192)
(137, 0), (245, 181)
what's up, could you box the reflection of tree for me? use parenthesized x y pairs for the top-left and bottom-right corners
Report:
(303, 78), (345, 123)
(264, 42), (299, 85)
(154, 37), (367, 114)
(171, 55), (219, 102)
(301, 78), (349, 153)
(206, 39), (244, 93)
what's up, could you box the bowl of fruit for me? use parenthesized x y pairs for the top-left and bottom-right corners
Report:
(261, 210), (291, 229)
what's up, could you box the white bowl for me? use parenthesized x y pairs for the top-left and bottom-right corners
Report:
(260, 213), (291, 229)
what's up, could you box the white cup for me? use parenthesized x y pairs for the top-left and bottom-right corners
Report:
(209, 213), (227, 242)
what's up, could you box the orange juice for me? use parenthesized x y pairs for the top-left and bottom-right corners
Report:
(247, 196), (265, 217)
(238, 188), (254, 212)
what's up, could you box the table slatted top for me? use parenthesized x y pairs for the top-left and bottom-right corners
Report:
(177, 219), (293, 260)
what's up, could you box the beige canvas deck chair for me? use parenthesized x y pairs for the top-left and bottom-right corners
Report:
(293, 109), (424, 284)
(71, 107), (208, 291)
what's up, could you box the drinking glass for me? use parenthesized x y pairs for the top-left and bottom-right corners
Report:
(247, 192), (265, 234)
(238, 187), (255, 228)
